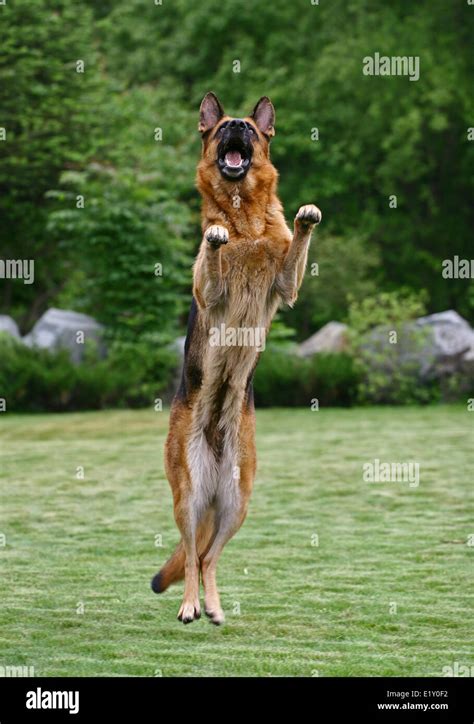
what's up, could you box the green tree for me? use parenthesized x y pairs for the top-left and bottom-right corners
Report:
(97, 0), (474, 328)
(0, 0), (100, 328)
(3, 0), (473, 346)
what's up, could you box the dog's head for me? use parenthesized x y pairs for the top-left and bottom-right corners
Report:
(198, 92), (275, 182)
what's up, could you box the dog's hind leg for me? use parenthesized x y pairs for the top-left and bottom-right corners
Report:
(174, 496), (202, 624)
(151, 509), (215, 594)
(201, 445), (254, 623)
(201, 502), (247, 626)
(159, 421), (204, 624)
(201, 396), (256, 625)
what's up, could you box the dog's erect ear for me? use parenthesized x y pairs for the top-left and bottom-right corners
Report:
(251, 97), (275, 138)
(199, 92), (225, 134)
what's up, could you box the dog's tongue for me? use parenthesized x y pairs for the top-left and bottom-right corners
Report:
(225, 150), (242, 167)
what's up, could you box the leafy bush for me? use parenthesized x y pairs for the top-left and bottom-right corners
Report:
(0, 334), (176, 412)
(254, 347), (359, 407)
(308, 352), (360, 407)
(347, 290), (438, 404)
(3, 0), (473, 340)
(47, 164), (192, 345)
(283, 232), (379, 339)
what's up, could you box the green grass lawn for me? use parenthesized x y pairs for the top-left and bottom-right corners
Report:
(1, 406), (472, 677)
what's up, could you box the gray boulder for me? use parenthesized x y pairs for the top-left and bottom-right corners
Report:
(298, 321), (348, 357)
(362, 310), (474, 383)
(23, 308), (104, 363)
(414, 311), (474, 377)
(0, 315), (20, 339)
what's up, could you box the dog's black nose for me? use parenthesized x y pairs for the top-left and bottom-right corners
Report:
(229, 118), (246, 131)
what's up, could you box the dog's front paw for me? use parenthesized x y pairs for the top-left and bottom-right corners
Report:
(295, 204), (322, 229)
(205, 225), (229, 248)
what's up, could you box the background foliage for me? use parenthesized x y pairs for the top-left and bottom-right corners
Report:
(1, 0), (472, 408)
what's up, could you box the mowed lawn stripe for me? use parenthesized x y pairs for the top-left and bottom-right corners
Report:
(1, 405), (472, 676)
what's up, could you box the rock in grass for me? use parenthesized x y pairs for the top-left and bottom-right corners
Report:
(22, 308), (105, 364)
(298, 321), (348, 357)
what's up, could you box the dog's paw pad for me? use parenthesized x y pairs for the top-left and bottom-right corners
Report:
(205, 225), (229, 247)
(295, 204), (322, 227)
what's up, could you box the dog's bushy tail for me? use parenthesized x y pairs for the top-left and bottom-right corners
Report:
(151, 511), (215, 594)
(151, 540), (185, 593)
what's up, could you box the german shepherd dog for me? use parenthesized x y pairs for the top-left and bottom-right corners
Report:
(151, 92), (321, 624)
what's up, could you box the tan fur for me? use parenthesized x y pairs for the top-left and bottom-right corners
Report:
(151, 94), (321, 625)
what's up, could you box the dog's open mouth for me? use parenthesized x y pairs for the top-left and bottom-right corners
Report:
(217, 139), (252, 179)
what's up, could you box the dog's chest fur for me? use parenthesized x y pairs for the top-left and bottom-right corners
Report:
(218, 237), (286, 327)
